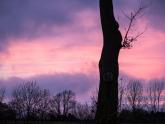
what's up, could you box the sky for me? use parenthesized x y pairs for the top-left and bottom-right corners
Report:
(0, 0), (165, 102)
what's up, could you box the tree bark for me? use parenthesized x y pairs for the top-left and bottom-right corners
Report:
(95, 0), (122, 124)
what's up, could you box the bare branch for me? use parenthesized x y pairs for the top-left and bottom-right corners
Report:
(147, 79), (165, 112)
(122, 1), (148, 48)
(0, 87), (5, 103)
(126, 80), (143, 111)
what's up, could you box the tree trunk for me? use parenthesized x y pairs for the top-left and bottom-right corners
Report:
(95, 0), (122, 124)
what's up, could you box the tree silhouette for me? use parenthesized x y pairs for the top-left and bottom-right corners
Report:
(96, 0), (122, 123)
(37, 89), (51, 120)
(61, 90), (76, 116)
(147, 79), (164, 112)
(51, 92), (63, 116)
(10, 81), (49, 119)
(96, 0), (146, 123)
(118, 78), (126, 112)
(0, 81), (164, 122)
(0, 102), (16, 120)
(73, 102), (92, 120)
(126, 80), (143, 112)
(51, 90), (76, 118)
(0, 88), (5, 103)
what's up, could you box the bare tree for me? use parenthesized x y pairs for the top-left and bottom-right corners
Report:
(51, 92), (62, 116)
(118, 78), (126, 112)
(10, 81), (44, 119)
(62, 90), (76, 116)
(0, 87), (5, 103)
(147, 79), (164, 112)
(96, 0), (122, 123)
(96, 0), (147, 123)
(73, 102), (92, 120)
(90, 89), (98, 119)
(37, 89), (51, 120)
(126, 80), (143, 111)
(51, 90), (76, 117)
(160, 103), (165, 112)
(141, 95), (150, 111)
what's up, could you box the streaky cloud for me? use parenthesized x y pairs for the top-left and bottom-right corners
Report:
(0, 0), (98, 51)
(0, 72), (99, 102)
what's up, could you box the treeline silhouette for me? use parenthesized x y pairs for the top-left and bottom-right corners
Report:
(0, 79), (164, 123)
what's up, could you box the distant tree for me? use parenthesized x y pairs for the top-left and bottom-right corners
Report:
(90, 89), (98, 119)
(147, 79), (164, 112)
(0, 102), (16, 120)
(160, 103), (165, 112)
(118, 78), (127, 112)
(51, 92), (62, 116)
(51, 90), (76, 118)
(0, 87), (5, 103)
(140, 94), (150, 111)
(62, 90), (76, 116)
(73, 102), (92, 120)
(10, 81), (46, 119)
(126, 80), (143, 111)
(37, 89), (51, 120)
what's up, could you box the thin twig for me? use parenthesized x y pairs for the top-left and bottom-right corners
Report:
(122, 2), (148, 48)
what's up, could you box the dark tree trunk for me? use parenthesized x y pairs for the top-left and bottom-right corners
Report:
(95, 0), (122, 124)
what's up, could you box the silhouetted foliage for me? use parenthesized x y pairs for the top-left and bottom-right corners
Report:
(0, 102), (16, 120)
(90, 94), (97, 119)
(0, 87), (5, 103)
(126, 80), (143, 111)
(119, 109), (165, 123)
(61, 90), (76, 116)
(10, 81), (51, 120)
(118, 78), (127, 111)
(51, 90), (76, 118)
(73, 102), (92, 120)
(0, 79), (164, 123)
(147, 79), (164, 112)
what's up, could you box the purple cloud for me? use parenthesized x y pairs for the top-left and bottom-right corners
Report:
(1, 0), (164, 52)
(0, 0), (98, 51)
(147, 0), (165, 31)
(0, 72), (99, 102)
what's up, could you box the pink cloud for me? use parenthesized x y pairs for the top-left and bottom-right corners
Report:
(0, 9), (165, 81)
(119, 18), (165, 79)
(0, 40), (99, 78)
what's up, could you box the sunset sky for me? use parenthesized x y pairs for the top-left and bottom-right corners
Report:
(0, 0), (165, 102)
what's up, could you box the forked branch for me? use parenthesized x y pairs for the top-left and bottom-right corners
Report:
(122, 2), (148, 48)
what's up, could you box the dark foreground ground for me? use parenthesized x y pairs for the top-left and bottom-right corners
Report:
(0, 121), (164, 124)
(0, 121), (92, 124)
